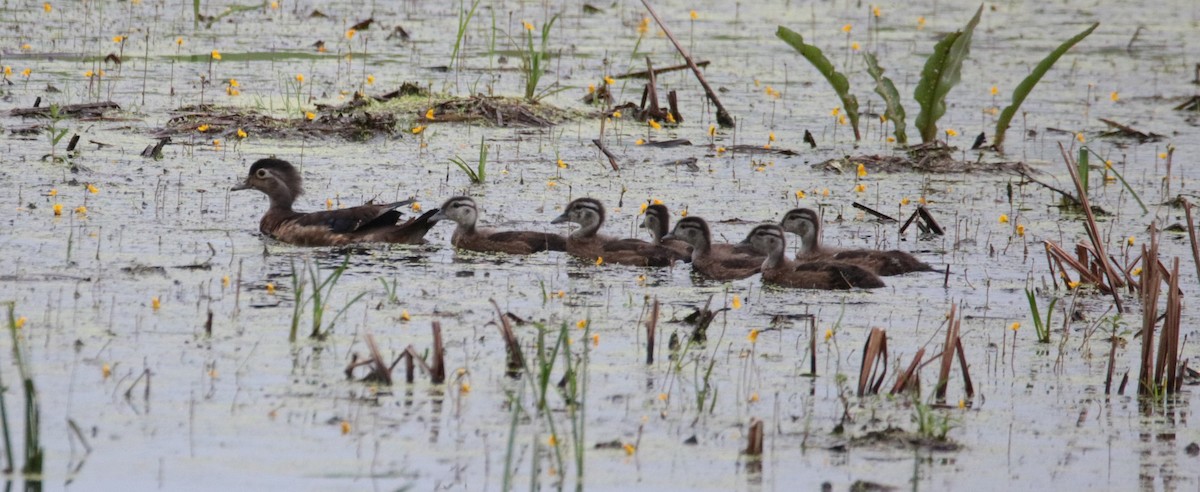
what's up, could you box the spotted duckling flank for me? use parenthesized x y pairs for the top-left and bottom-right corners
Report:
(780, 208), (934, 276)
(742, 224), (885, 289)
(663, 216), (763, 281)
(431, 196), (566, 254)
(231, 158), (439, 246)
(551, 198), (686, 267)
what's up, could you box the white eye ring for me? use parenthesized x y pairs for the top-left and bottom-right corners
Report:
(255, 169), (268, 179)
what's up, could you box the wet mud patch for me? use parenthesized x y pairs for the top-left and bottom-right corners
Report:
(157, 103), (400, 141)
(816, 143), (1032, 174)
(843, 426), (962, 452)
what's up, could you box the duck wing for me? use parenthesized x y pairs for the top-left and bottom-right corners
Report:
(291, 200), (413, 233)
(488, 231), (568, 252)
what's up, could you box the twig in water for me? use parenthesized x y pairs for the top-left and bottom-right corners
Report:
(640, 0), (735, 127)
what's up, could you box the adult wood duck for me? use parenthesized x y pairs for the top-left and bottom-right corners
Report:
(640, 204), (693, 260)
(550, 197), (687, 267)
(780, 208), (933, 276)
(662, 216), (763, 281)
(742, 224), (885, 289)
(231, 158), (439, 246)
(430, 196), (566, 254)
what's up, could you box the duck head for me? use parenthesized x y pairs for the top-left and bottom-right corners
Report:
(232, 158), (303, 210)
(780, 208), (821, 252)
(551, 198), (605, 236)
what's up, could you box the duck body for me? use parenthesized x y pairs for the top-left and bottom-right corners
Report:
(432, 196), (566, 254)
(744, 224), (885, 290)
(552, 198), (684, 267)
(664, 216), (763, 281)
(781, 208), (933, 276)
(232, 158), (438, 246)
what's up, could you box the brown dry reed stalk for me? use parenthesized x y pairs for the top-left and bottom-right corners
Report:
(857, 328), (888, 397)
(491, 299), (525, 374)
(646, 298), (659, 365)
(1059, 143), (1125, 311)
(1183, 199), (1200, 284)
(890, 348), (925, 396)
(743, 418), (764, 456)
(935, 304), (960, 401)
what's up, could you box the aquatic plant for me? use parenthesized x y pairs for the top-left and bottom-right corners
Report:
(775, 27), (860, 141)
(1025, 289), (1057, 344)
(3, 303), (43, 476)
(912, 5), (982, 143)
(519, 15), (561, 102)
(993, 23), (1099, 151)
(449, 0), (482, 70)
(912, 397), (956, 441)
(43, 104), (70, 162)
(288, 255), (366, 341)
(449, 135), (488, 184)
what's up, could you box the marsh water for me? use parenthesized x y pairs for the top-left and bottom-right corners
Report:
(1, 0), (1199, 490)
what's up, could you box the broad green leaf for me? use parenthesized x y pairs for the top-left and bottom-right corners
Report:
(914, 4), (983, 143)
(993, 23), (1099, 152)
(777, 26), (860, 141)
(863, 53), (908, 145)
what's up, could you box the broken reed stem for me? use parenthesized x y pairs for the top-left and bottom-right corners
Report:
(1137, 231), (1160, 396)
(1105, 332), (1118, 395)
(644, 56), (661, 116)
(744, 418), (764, 456)
(890, 348), (924, 395)
(1059, 142), (1125, 312)
(640, 0), (735, 127)
(1183, 199), (1200, 285)
(1157, 259), (1181, 393)
(430, 321), (445, 385)
(809, 317), (817, 375)
(491, 299), (525, 373)
(857, 328), (888, 397)
(646, 298), (659, 365)
(954, 337), (974, 399)
(935, 304), (959, 401)
(365, 333), (392, 385)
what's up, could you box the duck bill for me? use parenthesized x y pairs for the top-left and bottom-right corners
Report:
(550, 212), (570, 224)
(661, 233), (676, 241)
(428, 210), (448, 222)
(231, 180), (251, 191)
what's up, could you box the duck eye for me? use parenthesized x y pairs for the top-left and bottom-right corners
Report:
(255, 169), (269, 179)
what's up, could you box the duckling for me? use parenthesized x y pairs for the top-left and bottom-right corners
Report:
(231, 158), (439, 246)
(550, 198), (686, 267)
(742, 224), (885, 289)
(780, 208), (933, 276)
(430, 196), (566, 254)
(640, 204), (693, 260)
(662, 216), (762, 281)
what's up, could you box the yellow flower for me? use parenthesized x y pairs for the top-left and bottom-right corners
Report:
(555, 290), (565, 299)
(824, 329), (833, 341)
(212, 139), (221, 148)
(113, 35), (125, 43)
(460, 382), (470, 393)
(623, 443), (636, 455)
(411, 202), (422, 212)
(222, 275), (230, 288)
(576, 319), (587, 329)
(102, 364), (111, 378)
(228, 78), (239, 87)
(715, 146), (725, 153)
(841, 23), (852, 33)
(20, 44), (31, 50)
(210, 50), (221, 60)
(747, 329), (758, 343)
(13, 317), (26, 329)
(546, 180), (557, 187)
(1110, 91), (1119, 102)
(226, 87), (240, 96)
(768, 132), (776, 142)
(557, 159), (567, 169)
(854, 183), (866, 193)
(401, 309), (411, 321)
(837, 114), (847, 125)
(637, 17), (650, 35)
(652, 199), (663, 205)
(74, 205), (87, 215)
(21, 68), (31, 77)
(795, 190), (805, 199)
(873, 5), (881, 17)
(648, 119), (661, 129)
(635, 138), (645, 145)
(587, 83), (595, 94)
(1076, 132), (1085, 143)
(295, 73), (304, 83)
(998, 214), (1009, 224)
(708, 125), (716, 137)
(690, 10), (698, 20)
(366, 74), (375, 85)
(611, 110), (622, 119)
(1010, 322), (1020, 331)
(341, 421), (351, 435)
(3, 66), (10, 77)
(917, 16), (926, 30)
(665, 112), (676, 123)
(680, 209), (688, 217)
(1126, 236), (1135, 246)
(548, 435), (558, 446)
(945, 128), (958, 137)
(1159, 152), (1168, 160)
(325, 198), (334, 210)
(831, 107), (840, 116)
(1067, 280), (1080, 290)
(595, 256), (604, 266)
(851, 41), (860, 51)
(592, 333), (600, 346)
(87, 183), (99, 194)
(822, 188), (831, 197)
(749, 392), (759, 402)
(84, 70), (94, 78)
(266, 282), (275, 294)
(638, 203), (649, 214)
(151, 296), (161, 311)
(918, 196), (927, 204)
(1016, 224), (1026, 237)
(1133, 267), (1143, 276)
(345, 28), (357, 39)
(900, 197), (910, 206)
(425, 108), (435, 120)
(175, 37), (184, 45)
(236, 128), (247, 139)
(197, 124), (210, 132)
(604, 76), (615, 85)
(270, 1), (278, 9)
(958, 399), (966, 409)
(53, 203), (63, 216)
(856, 162), (867, 177)
(411, 125), (425, 134)
(523, 21), (534, 31)
(732, 295), (742, 309)
(657, 393), (668, 401)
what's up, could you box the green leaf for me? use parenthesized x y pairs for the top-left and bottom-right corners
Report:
(863, 53), (908, 145)
(993, 22), (1099, 152)
(776, 26), (860, 140)
(913, 4), (983, 143)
